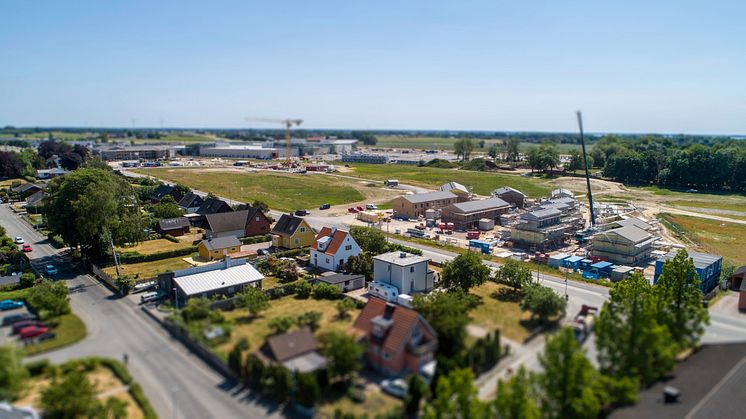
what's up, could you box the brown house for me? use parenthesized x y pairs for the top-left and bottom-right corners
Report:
(391, 191), (458, 219)
(155, 217), (191, 236)
(255, 327), (328, 373)
(492, 186), (526, 208)
(204, 207), (271, 238)
(352, 298), (438, 378)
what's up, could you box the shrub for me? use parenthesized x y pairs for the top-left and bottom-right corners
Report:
(25, 359), (51, 377)
(312, 282), (341, 300)
(268, 316), (295, 335)
(181, 298), (211, 322)
(244, 354), (265, 388)
(129, 382), (158, 419)
(295, 372), (320, 407)
(240, 235), (272, 245)
(336, 298), (356, 319)
(48, 234), (65, 249)
(26, 279), (70, 320)
(163, 234), (180, 243)
(116, 245), (197, 264)
(116, 275), (135, 295)
(290, 281), (313, 299)
(296, 311), (322, 332)
(19, 272), (35, 288)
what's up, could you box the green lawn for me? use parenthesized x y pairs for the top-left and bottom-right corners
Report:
(317, 388), (402, 418)
(468, 282), (538, 342)
(23, 313), (87, 355)
(133, 168), (366, 211)
(103, 255), (194, 279)
(658, 214), (746, 265)
(117, 238), (194, 255)
(345, 163), (551, 197)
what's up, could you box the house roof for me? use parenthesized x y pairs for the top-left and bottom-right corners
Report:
(11, 183), (41, 193)
(173, 258), (263, 296)
(493, 186), (526, 197)
(658, 250), (722, 269)
(271, 214), (307, 237)
(551, 188), (574, 197)
(613, 217), (652, 231)
(318, 273), (365, 285)
(157, 217), (190, 230)
(610, 342), (746, 419)
(523, 208), (562, 220)
(311, 227), (352, 255)
(591, 261), (613, 269)
(266, 326), (319, 363)
(604, 225), (652, 243)
(447, 197), (510, 214)
(197, 197), (233, 215)
(200, 236), (241, 251)
(151, 184), (183, 201)
(25, 190), (45, 206)
(204, 209), (262, 234)
(178, 192), (204, 209)
(353, 297), (437, 354)
(439, 182), (469, 194)
(401, 191), (457, 204)
(373, 251), (429, 266)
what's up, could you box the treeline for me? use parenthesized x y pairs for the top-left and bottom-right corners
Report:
(594, 135), (746, 190)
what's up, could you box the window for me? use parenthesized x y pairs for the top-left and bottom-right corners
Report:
(410, 266), (414, 273)
(300, 227), (306, 233)
(228, 286), (235, 293)
(345, 245), (352, 251)
(256, 216), (261, 221)
(295, 238), (299, 244)
(325, 257), (330, 263)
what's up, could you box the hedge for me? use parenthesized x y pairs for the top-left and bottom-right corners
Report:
(163, 234), (180, 243)
(117, 245), (198, 264)
(240, 234), (272, 245)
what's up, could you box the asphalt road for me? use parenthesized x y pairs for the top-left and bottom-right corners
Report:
(0, 205), (280, 419)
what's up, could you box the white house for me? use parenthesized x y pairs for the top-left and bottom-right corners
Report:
(310, 227), (361, 272)
(372, 251), (434, 295)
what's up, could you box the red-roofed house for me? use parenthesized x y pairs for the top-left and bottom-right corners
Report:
(352, 298), (437, 377)
(310, 227), (361, 272)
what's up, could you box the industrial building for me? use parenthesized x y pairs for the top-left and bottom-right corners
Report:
(199, 143), (283, 159)
(492, 186), (526, 208)
(440, 197), (511, 231)
(510, 208), (575, 250)
(653, 250), (722, 293)
(391, 191), (458, 219)
(591, 225), (657, 265)
(97, 145), (176, 161)
(340, 153), (389, 164)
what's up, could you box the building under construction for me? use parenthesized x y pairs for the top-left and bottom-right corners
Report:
(509, 208), (578, 251)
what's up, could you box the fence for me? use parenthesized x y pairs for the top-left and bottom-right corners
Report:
(89, 262), (119, 293)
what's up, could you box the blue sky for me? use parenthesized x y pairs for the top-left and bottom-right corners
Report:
(1, 1), (744, 134)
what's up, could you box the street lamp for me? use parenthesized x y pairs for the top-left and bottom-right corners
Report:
(564, 270), (569, 301)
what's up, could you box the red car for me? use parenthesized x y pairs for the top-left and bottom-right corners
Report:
(355, 206), (364, 212)
(19, 325), (49, 339)
(348, 207), (359, 213)
(12, 320), (45, 335)
(21, 244), (32, 252)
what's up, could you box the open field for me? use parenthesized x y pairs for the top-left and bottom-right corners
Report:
(24, 313), (87, 355)
(134, 168), (369, 211)
(134, 134), (215, 144)
(659, 213), (746, 265)
(216, 294), (361, 355)
(103, 255), (194, 279)
(468, 281), (537, 342)
(0, 178), (25, 188)
(345, 163), (552, 197)
(371, 136), (585, 153)
(317, 387), (401, 418)
(117, 238), (194, 254)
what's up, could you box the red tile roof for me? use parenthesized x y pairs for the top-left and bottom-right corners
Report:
(352, 297), (435, 354)
(311, 227), (350, 256)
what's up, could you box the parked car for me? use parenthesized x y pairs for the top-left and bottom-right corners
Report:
(22, 244), (32, 252)
(355, 206), (364, 212)
(19, 325), (49, 339)
(257, 248), (270, 256)
(140, 292), (163, 304)
(12, 320), (45, 334)
(46, 265), (58, 275)
(14, 236), (24, 244)
(686, 188), (699, 193)
(294, 209), (310, 216)
(36, 331), (56, 342)
(2, 312), (35, 326)
(365, 204), (378, 210)
(319, 203), (331, 210)
(347, 207), (359, 213)
(0, 299), (24, 311)
(133, 281), (157, 293)
(381, 378), (409, 399)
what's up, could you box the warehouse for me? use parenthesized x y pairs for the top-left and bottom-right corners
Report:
(199, 143), (281, 159)
(440, 197), (511, 231)
(391, 191), (457, 219)
(591, 225), (657, 265)
(97, 145), (176, 161)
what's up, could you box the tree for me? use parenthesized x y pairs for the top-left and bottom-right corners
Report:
(228, 339), (247, 378)
(27, 279), (70, 320)
(37, 140), (71, 160)
(521, 284), (566, 324)
(19, 272), (36, 288)
(413, 291), (471, 357)
(295, 372), (321, 407)
(537, 328), (604, 419)
(478, 140), (486, 149)
(252, 200), (270, 212)
(0, 345), (28, 401)
(320, 331), (363, 380)
(152, 201), (183, 219)
(595, 273), (676, 385)
(98, 397), (129, 419)
(494, 259), (533, 292)
(181, 298), (211, 322)
(336, 298), (356, 319)
(488, 143), (500, 160)
(405, 375), (430, 414)
(349, 226), (388, 255)
(352, 132), (378, 146)
(44, 168), (145, 259)
(0, 151), (24, 178)
(41, 370), (99, 418)
(59, 152), (83, 171)
(115, 275), (134, 295)
(268, 316), (295, 335)
(527, 148), (542, 172)
(422, 368), (484, 419)
(296, 310), (322, 331)
(654, 249), (709, 349)
(492, 366), (539, 419)
(241, 286), (269, 319)
(345, 253), (373, 280)
(441, 251), (490, 292)
(566, 149), (584, 173)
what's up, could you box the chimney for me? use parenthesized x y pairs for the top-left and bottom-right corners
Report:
(399, 252), (407, 259)
(224, 255), (232, 268)
(331, 227), (337, 235)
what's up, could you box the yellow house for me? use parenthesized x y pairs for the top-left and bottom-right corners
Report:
(271, 214), (315, 249)
(198, 236), (241, 261)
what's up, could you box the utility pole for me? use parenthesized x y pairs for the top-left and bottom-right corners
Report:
(108, 229), (121, 277)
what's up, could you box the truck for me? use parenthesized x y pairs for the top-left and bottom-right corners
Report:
(572, 305), (599, 343)
(466, 230), (480, 239)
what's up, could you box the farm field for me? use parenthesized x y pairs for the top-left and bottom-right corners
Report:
(658, 213), (746, 265)
(103, 255), (194, 279)
(134, 168), (368, 211)
(345, 163), (552, 197)
(370, 135), (584, 153)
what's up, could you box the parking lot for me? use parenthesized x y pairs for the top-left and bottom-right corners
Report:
(0, 304), (39, 347)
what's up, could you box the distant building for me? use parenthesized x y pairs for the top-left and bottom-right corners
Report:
(271, 214), (315, 249)
(372, 251), (434, 295)
(340, 153), (389, 164)
(391, 191), (458, 219)
(310, 227), (361, 272)
(178, 192), (204, 213)
(314, 272), (365, 293)
(196, 197), (233, 215)
(97, 145), (176, 161)
(199, 143), (282, 159)
(150, 184), (183, 204)
(440, 197), (511, 231)
(492, 186), (526, 208)
(591, 225), (657, 265)
(439, 182), (471, 202)
(204, 208), (271, 238)
(36, 167), (69, 179)
(551, 188), (574, 199)
(654, 250), (722, 294)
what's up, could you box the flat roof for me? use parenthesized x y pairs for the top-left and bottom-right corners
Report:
(174, 261), (264, 296)
(373, 251), (429, 266)
(658, 250), (722, 269)
(565, 255), (583, 262)
(591, 261), (613, 269)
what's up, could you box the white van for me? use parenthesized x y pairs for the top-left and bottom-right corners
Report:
(140, 292), (162, 304)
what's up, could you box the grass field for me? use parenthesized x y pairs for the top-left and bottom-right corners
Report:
(24, 313), (87, 355)
(371, 135), (584, 153)
(317, 387), (401, 418)
(103, 255), (194, 279)
(659, 213), (746, 265)
(0, 178), (25, 188)
(117, 238), (194, 255)
(468, 281), (537, 342)
(669, 200), (746, 214)
(134, 168), (367, 211)
(345, 163), (552, 197)
(217, 294), (361, 355)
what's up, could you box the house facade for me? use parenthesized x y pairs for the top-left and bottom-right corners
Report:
(204, 208), (271, 238)
(391, 191), (458, 219)
(492, 186), (527, 208)
(310, 227), (361, 272)
(440, 197), (510, 231)
(352, 298), (438, 377)
(271, 214), (315, 249)
(372, 251), (434, 294)
(156, 217), (191, 236)
(198, 236), (241, 260)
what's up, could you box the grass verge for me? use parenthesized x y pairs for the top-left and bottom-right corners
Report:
(23, 313), (87, 355)
(103, 254), (194, 279)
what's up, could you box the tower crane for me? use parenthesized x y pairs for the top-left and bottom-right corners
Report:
(245, 117), (303, 164)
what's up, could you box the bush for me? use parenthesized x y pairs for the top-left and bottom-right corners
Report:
(386, 243), (423, 256)
(181, 298), (211, 322)
(130, 382), (158, 419)
(268, 316), (295, 335)
(99, 358), (133, 384)
(163, 234), (180, 243)
(25, 359), (51, 377)
(289, 281), (313, 299)
(116, 275), (135, 295)
(48, 234), (65, 249)
(26, 279), (70, 320)
(19, 272), (35, 288)
(116, 245), (197, 264)
(296, 311), (322, 332)
(240, 235), (272, 245)
(312, 282), (342, 300)
(295, 372), (320, 407)
(244, 353), (265, 388)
